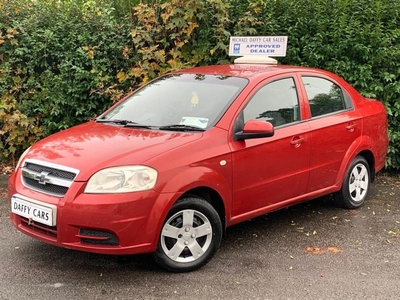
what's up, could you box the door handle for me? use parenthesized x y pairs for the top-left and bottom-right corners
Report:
(346, 123), (357, 132)
(290, 136), (305, 148)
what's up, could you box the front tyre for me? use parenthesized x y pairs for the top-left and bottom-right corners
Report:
(334, 156), (370, 209)
(153, 197), (222, 272)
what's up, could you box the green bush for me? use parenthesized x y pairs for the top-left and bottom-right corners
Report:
(0, 0), (133, 158)
(0, 0), (399, 171)
(231, 0), (400, 170)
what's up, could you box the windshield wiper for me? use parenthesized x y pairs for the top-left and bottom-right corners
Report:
(123, 123), (154, 129)
(96, 119), (155, 129)
(95, 118), (132, 125)
(97, 119), (204, 131)
(159, 124), (205, 132)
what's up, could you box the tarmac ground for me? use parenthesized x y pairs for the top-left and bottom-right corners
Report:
(0, 172), (399, 300)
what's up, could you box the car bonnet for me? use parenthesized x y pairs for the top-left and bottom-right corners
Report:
(23, 121), (203, 181)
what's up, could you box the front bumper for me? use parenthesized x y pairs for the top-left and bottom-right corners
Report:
(8, 170), (175, 255)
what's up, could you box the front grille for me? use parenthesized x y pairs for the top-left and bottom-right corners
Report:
(20, 216), (57, 238)
(79, 228), (119, 246)
(23, 177), (69, 195)
(25, 162), (76, 180)
(21, 159), (79, 197)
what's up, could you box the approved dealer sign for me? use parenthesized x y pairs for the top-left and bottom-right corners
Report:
(229, 36), (288, 57)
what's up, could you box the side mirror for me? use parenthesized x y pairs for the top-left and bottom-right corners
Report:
(235, 119), (275, 140)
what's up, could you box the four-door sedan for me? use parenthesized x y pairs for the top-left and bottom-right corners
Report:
(8, 59), (388, 272)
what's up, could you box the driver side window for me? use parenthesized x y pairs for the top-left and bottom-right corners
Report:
(243, 77), (300, 127)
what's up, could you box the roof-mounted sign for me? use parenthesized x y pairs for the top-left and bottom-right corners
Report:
(229, 36), (288, 57)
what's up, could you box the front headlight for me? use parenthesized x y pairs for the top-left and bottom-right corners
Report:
(84, 166), (158, 194)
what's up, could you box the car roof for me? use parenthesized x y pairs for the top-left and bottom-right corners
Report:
(176, 64), (324, 79)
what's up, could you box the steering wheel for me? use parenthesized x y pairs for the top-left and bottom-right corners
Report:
(162, 105), (181, 123)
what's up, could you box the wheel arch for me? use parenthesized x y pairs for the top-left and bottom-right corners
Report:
(181, 186), (226, 233)
(357, 150), (375, 182)
(336, 135), (377, 188)
(148, 166), (231, 249)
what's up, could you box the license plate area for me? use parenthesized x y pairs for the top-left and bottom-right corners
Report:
(11, 194), (57, 226)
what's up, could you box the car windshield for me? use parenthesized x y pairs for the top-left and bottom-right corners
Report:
(98, 73), (248, 130)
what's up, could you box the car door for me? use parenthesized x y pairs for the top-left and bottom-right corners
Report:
(299, 75), (363, 193)
(230, 76), (311, 219)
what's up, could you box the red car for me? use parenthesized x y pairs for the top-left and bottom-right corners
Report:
(8, 60), (388, 272)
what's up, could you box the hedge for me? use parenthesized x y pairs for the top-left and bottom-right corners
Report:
(0, 0), (399, 170)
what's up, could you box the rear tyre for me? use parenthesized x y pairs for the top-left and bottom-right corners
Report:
(334, 156), (370, 209)
(153, 197), (222, 272)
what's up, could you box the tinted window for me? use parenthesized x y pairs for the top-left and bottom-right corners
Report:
(101, 74), (248, 129)
(302, 77), (346, 117)
(243, 78), (300, 127)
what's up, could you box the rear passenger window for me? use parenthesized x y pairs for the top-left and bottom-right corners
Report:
(243, 77), (300, 127)
(302, 77), (346, 117)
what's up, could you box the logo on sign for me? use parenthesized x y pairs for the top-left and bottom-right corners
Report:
(233, 44), (240, 54)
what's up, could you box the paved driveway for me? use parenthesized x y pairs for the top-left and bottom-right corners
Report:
(0, 174), (399, 300)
